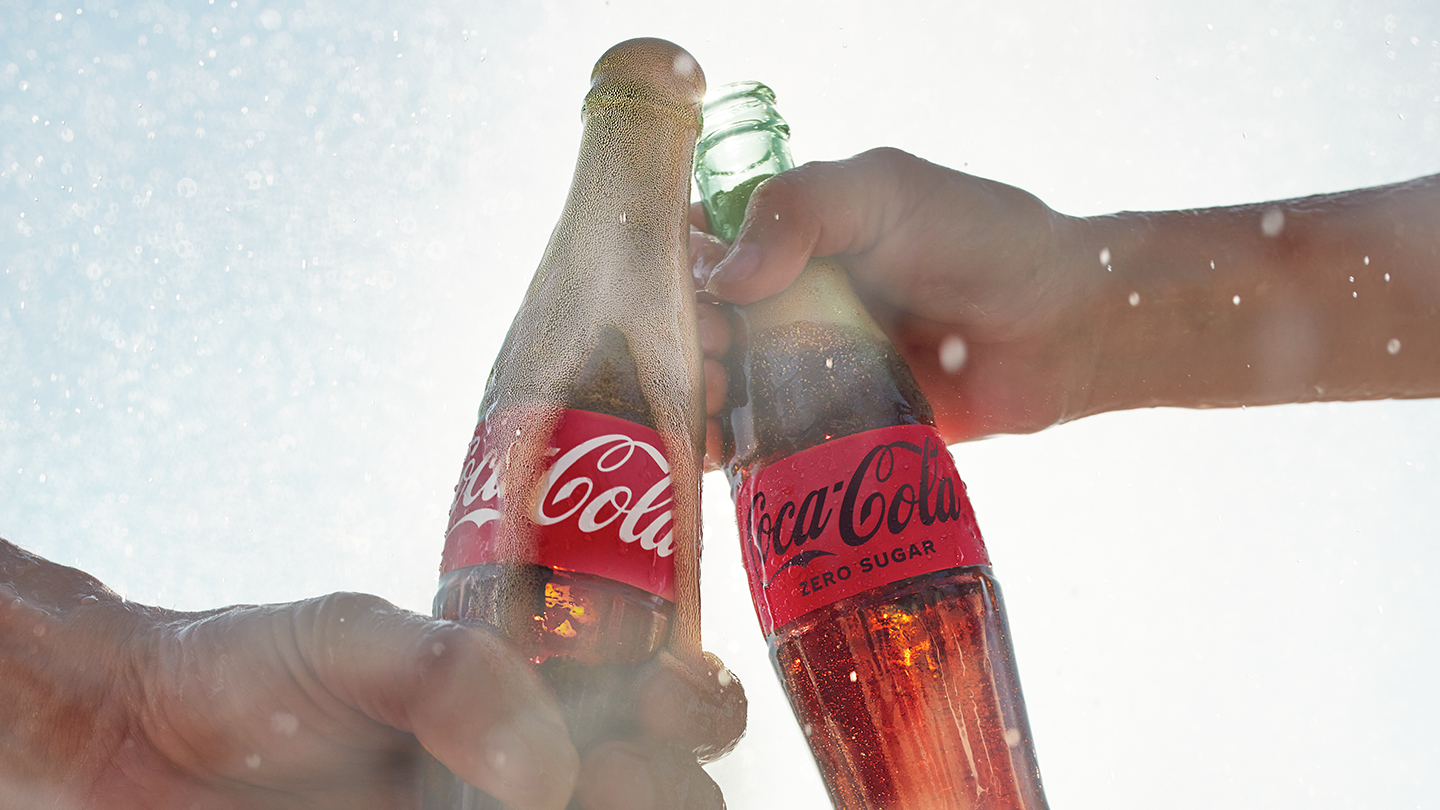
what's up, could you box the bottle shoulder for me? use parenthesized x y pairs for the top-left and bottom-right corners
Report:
(722, 318), (935, 482)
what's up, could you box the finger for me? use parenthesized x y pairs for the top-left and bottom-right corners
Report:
(293, 593), (579, 810)
(690, 230), (729, 289)
(634, 651), (746, 763)
(695, 302), (732, 357)
(689, 201), (710, 233)
(574, 739), (724, 810)
(705, 148), (911, 305)
(704, 418), (723, 473)
(703, 358), (728, 418)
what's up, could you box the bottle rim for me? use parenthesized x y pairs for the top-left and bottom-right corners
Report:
(697, 81), (790, 155)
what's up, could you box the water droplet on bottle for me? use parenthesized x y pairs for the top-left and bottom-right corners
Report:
(1128, 292), (1140, 307)
(1387, 338), (1401, 355)
(1005, 727), (1023, 747)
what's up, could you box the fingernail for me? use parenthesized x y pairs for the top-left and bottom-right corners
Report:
(705, 243), (760, 295)
(482, 709), (576, 800)
(689, 232), (727, 289)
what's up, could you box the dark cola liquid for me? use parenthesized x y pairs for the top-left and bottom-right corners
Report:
(723, 320), (933, 481)
(772, 567), (1045, 810)
(724, 320), (1047, 810)
(423, 564), (672, 810)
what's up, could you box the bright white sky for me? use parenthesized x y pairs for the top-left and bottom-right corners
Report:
(2, 1), (1438, 808)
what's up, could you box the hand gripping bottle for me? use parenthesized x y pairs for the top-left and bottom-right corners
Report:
(695, 82), (1049, 810)
(424, 40), (732, 809)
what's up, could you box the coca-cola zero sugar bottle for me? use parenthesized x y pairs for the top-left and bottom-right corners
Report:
(423, 40), (736, 809)
(695, 82), (1049, 810)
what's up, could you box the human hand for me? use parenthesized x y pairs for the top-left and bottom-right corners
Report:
(0, 539), (740, 810)
(692, 147), (1100, 445)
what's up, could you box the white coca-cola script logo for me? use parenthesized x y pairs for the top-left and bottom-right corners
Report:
(449, 429), (675, 558)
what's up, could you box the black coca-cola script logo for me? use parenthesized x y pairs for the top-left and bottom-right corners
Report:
(741, 434), (967, 587)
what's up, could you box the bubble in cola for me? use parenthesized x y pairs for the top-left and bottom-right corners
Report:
(697, 82), (1049, 810)
(423, 39), (731, 809)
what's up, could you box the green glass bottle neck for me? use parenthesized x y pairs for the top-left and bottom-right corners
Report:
(695, 82), (794, 242)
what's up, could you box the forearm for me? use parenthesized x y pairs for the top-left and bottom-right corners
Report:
(1070, 174), (1440, 416)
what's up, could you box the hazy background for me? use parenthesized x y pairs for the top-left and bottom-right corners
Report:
(2, 1), (1437, 807)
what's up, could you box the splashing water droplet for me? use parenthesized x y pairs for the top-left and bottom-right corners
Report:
(1387, 338), (1401, 355)
(1384, 273), (1390, 282)
(270, 712), (300, 737)
(245, 754), (261, 769)
(849, 671), (858, 682)
(1098, 247), (1111, 265)
(1128, 292), (1140, 307)
(1260, 208), (1285, 237)
(1232, 295), (1241, 305)
(939, 334), (968, 373)
(1364, 256), (1370, 265)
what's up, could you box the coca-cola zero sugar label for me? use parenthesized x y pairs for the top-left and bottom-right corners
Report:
(736, 425), (988, 635)
(443, 409), (676, 601)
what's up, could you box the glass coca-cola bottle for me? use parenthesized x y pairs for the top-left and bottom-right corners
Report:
(696, 82), (1049, 810)
(423, 39), (715, 810)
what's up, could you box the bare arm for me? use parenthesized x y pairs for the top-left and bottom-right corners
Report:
(1074, 176), (1440, 416)
(697, 149), (1440, 442)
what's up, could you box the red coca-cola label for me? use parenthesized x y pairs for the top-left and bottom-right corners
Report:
(443, 409), (676, 601)
(735, 425), (988, 635)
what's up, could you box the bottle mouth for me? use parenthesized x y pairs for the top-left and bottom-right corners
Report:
(697, 81), (790, 154)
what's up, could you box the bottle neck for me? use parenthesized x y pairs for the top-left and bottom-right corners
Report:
(479, 84), (701, 421)
(695, 83), (935, 480)
(695, 82), (794, 242)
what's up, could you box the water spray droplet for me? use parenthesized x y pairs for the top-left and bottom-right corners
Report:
(270, 712), (300, 737)
(1387, 338), (1401, 355)
(1260, 208), (1285, 237)
(1098, 247), (1111, 265)
(1128, 292), (1140, 307)
(939, 334), (968, 373)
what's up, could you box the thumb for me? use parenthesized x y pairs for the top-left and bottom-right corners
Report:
(705, 148), (911, 305)
(292, 593), (579, 810)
